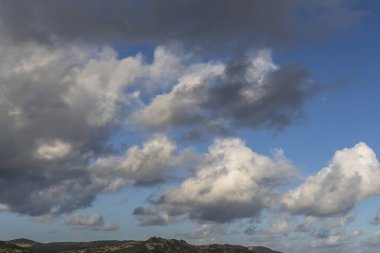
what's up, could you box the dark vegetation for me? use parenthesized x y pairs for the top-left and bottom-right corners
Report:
(0, 237), (282, 253)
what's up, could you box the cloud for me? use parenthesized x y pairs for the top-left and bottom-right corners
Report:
(0, 36), (190, 218)
(0, 203), (9, 212)
(0, 1), (367, 230)
(35, 139), (72, 161)
(134, 138), (296, 224)
(282, 142), (380, 216)
(135, 50), (318, 134)
(65, 213), (119, 231)
(359, 230), (380, 253)
(298, 213), (356, 237)
(132, 207), (177, 226)
(0, 0), (365, 53)
(370, 210), (380, 225)
(186, 224), (231, 240)
(88, 134), (179, 187)
(1, 36), (311, 219)
(310, 230), (361, 249)
(244, 211), (360, 253)
(266, 218), (292, 234)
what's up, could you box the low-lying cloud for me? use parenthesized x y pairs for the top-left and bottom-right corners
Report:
(65, 213), (119, 231)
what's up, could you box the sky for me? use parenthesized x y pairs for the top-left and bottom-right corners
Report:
(0, 1), (380, 252)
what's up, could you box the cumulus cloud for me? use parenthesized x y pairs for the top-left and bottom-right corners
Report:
(65, 213), (119, 231)
(0, 35), (310, 218)
(135, 50), (318, 134)
(282, 142), (380, 216)
(89, 134), (179, 187)
(0, 1), (368, 236)
(134, 138), (296, 224)
(0, 35), (190, 218)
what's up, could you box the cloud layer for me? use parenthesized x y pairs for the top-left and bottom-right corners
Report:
(0, 0), (365, 52)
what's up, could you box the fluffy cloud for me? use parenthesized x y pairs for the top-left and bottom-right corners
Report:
(0, 36), (312, 218)
(35, 139), (72, 161)
(135, 50), (318, 134)
(134, 138), (296, 224)
(65, 213), (118, 231)
(282, 142), (380, 216)
(0, 38), (185, 217)
(89, 134), (179, 187)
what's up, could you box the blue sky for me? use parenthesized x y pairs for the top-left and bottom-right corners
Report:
(0, 1), (380, 253)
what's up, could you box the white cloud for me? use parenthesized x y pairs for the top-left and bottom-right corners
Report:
(63, 47), (144, 126)
(0, 203), (9, 212)
(133, 62), (224, 129)
(89, 134), (177, 187)
(282, 142), (380, 216)
(35, 139), (72, 161)
(135, 137), (296, 223)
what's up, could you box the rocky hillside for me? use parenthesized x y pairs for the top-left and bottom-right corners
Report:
(0, 237), (282, 253)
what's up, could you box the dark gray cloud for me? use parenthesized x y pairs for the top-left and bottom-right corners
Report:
(204, 56), (318, 131)
(0, 43), (108, 216)
(0, 42), (182, 218)
(0, 0), (365, 52)
(135, 50), (319, 134)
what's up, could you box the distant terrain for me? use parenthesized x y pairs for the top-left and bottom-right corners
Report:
(0, 237), (282, 253)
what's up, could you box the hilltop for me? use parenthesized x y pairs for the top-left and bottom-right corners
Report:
(0, 237), (282, 253)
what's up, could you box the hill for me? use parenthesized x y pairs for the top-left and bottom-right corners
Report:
(8, 238), (41, 247)
(0, 237), (282, 253)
